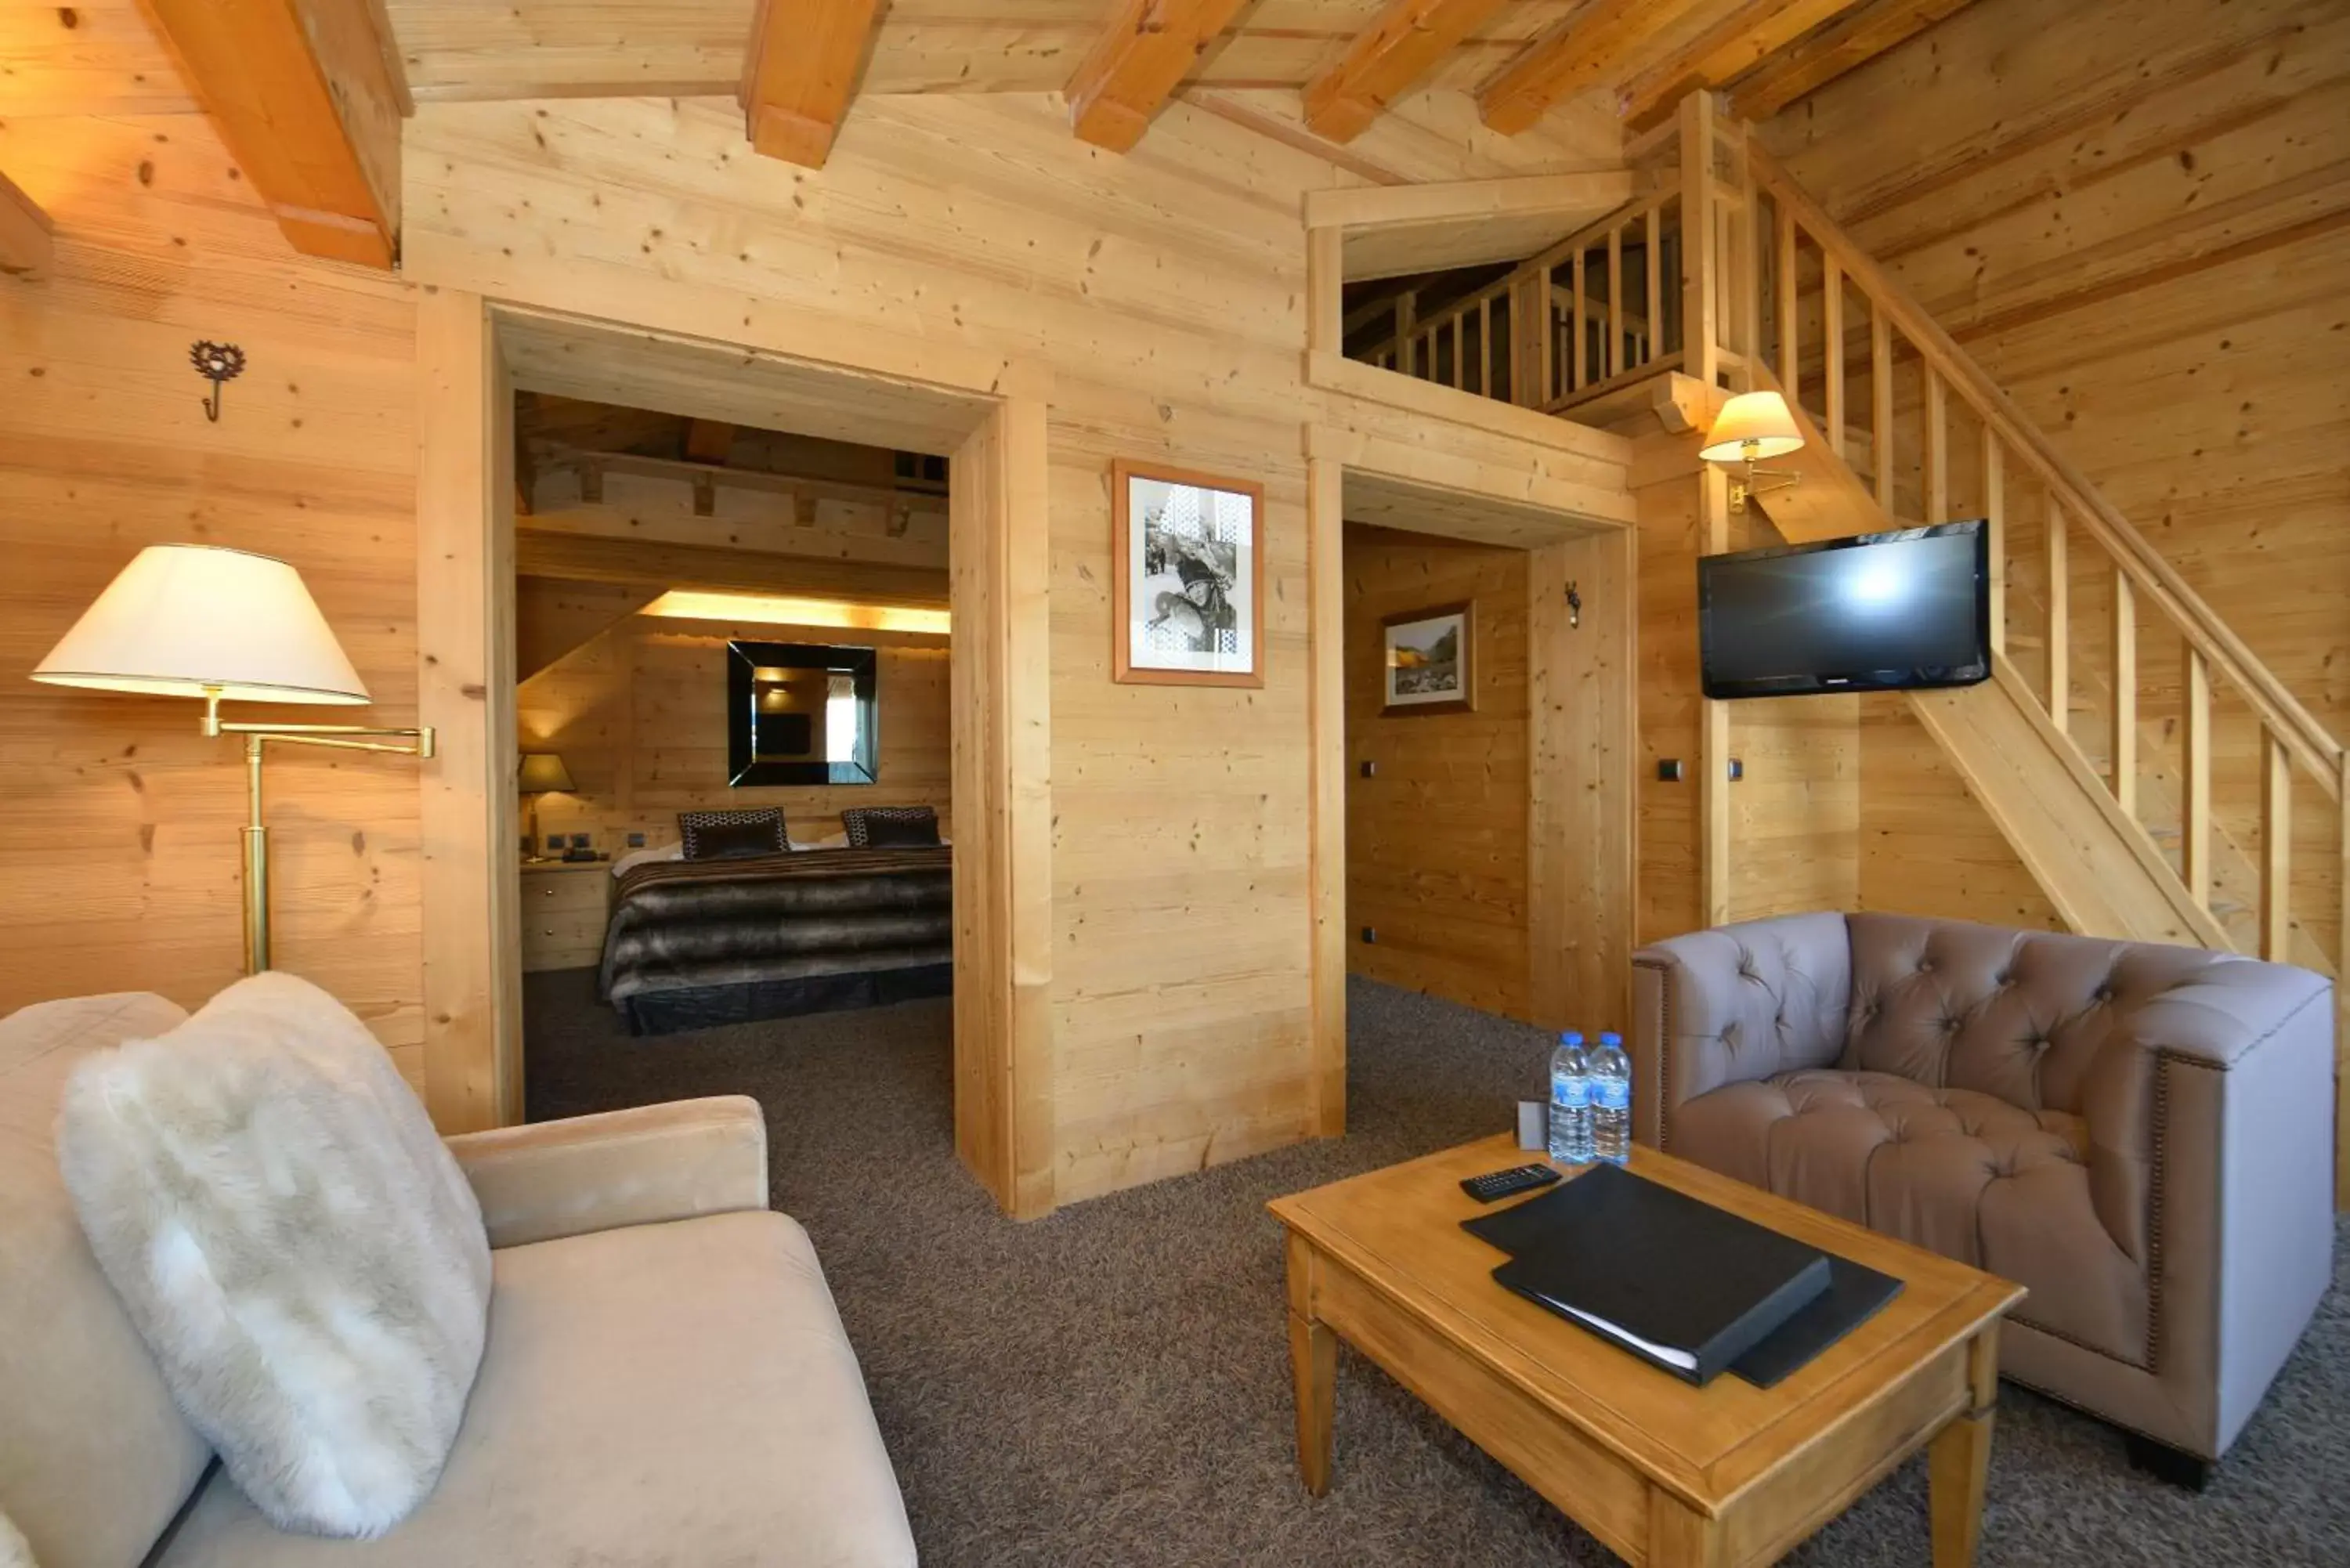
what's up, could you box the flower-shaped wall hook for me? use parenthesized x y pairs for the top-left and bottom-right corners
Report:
(190, 341), (246, 423)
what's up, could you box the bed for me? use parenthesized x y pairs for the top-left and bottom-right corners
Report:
(596, 845), (953, 1035)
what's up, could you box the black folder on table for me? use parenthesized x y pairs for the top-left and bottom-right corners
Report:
(1466, 1163), (1842, 1386)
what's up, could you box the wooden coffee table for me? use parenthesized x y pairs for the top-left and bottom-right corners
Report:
(1268, 1137), (2024, 1567)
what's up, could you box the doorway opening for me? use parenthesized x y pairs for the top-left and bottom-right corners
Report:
(418, 299), (1051, 1216)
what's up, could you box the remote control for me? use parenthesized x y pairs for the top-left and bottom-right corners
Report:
(1459, 1163), (1564, 1203)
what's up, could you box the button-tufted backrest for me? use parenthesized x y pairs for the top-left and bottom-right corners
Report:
(1843, 912), (2245, 1114)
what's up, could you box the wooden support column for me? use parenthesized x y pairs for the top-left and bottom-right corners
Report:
(1679, 91), (1719, 389)
(949, 395), (1056, 1217)
(743, 0), (884, 168)
(0, 169), (54, 278)
(1307, 452), (1347, 1135)
(1068, 0), (1255, 152)
(139, 0), (407, 267)
(416, 290), (519, 1131)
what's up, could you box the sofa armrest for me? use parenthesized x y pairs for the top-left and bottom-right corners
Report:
(443, 1096), (769, 1249)
(1631, 912), (1853, 1150)
(2078, 963), (2334, 1456)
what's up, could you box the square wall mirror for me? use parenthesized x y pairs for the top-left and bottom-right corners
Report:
(726, 640), (878, 786)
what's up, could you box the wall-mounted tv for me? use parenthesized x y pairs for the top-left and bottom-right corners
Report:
(1698, 520), (1990, 699)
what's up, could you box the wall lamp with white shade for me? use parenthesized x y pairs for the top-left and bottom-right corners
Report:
(31, 544), (435, 975)
(1699, 390), (1806, 514)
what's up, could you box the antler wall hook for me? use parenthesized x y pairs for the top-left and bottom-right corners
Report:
(190, 341), (246, 423)
(1565, 580), (1582, 630)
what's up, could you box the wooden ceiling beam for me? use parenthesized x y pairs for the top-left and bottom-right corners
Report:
(1726, 0), (1977, 121)
(1068, 0), (1256, 153)
(685, 419), (736, 464)
(0, 170), (55, 279)
(1618, 0), (1872, 132)
(743, 0), (886, 168)
(138, 0), (407, 268)
(1303, 0), (1511, 144)
(515, 530), (952, 609)
(1478, 0), (1722, 136)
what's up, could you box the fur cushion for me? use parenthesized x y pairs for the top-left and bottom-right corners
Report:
(55, 973), (491, 1539)
(0, 1507), (34, 1568)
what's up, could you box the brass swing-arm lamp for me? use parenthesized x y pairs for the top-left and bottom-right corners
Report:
(1698, 391), (1806, 513)
(33, 544), (436, 975)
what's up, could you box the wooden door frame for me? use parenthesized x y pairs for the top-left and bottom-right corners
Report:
(1306, 425), (1639, 1073)
(414, 289), (1056, 1216)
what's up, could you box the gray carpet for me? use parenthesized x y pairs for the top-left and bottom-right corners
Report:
(525, 973), (2350, 1566)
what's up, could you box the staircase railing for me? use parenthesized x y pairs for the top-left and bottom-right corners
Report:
(1737, 138), (2346, 982)
(1356, 186), (1684, 414)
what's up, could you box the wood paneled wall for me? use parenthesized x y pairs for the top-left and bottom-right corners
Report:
(1631, 423), (1862, 946)
(0, 110), (425, 1084)
(1760, 0), (2349, 942)
(517, 612), (951, 847)
(0, 33), (1629, 1200)
(400, 90), (1621, 1203)
(1343, 522), (1531, 1021)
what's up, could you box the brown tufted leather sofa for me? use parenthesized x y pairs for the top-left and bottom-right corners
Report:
(1632, 911), (2335, 1472)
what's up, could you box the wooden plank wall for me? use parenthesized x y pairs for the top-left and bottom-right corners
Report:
(1342, 522), (1531, 1022)
(1760, 0), (2348, 948)
(0, 109), (425, 1084)
(516, 612), (952, 847)
(400, 91), (1622, 1203)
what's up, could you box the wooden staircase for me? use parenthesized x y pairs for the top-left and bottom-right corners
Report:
(1344, 91), (2347, 1200)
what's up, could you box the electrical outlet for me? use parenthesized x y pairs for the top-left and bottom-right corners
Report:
(626, 832), (646, 847)
(569, 833), (592, 848)
(1657, 759), (1685, 782)
(1360, 760), (1377, 779)
(1360, 927), (1377, 945)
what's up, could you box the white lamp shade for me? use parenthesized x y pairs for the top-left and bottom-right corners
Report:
(32, 544), (370, 706)
(1700, 391), (1806, 463)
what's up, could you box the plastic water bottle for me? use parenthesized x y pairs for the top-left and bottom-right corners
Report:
(1547, 1031), (1593, 1165)
(1589, 1031), (1632, 1165)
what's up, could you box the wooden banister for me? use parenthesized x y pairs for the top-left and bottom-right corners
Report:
(1747, 141), (2344, 798)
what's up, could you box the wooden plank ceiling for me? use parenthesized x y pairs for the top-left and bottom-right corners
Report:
(372, 1), (1981, 151)
(0, 1), (1984, 264)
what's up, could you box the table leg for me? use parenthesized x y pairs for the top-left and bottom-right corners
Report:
(1929, 1324), (2001, 1566)
(1289, 1310), (1336, 1495)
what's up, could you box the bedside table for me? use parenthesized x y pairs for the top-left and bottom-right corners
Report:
(520, 860), (612, 973)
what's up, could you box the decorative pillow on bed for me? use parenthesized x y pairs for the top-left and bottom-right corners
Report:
(0, 1506), (36, 1568)
(679, 807), (787, 861)
(842, 806), (941, 849)
(55, 972), (491, 1539)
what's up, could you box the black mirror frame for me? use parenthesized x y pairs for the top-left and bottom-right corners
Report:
(726, 639), (880, 786)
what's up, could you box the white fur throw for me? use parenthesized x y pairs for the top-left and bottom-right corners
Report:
(56, 973), (491, 1538)
(0, 1506), (34, 1568)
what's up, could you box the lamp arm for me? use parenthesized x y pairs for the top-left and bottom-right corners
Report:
(219, 724), (437, 761)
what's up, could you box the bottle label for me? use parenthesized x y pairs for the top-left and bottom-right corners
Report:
(1595, 1082), (1631, 1111)
(1553, 1082), (1590, 1108)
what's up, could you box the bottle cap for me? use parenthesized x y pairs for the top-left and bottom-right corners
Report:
(1560, 1031), (1583, 1045)
(1599, 1031), (1622, 1046)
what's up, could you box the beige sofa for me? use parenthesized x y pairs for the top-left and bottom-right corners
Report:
(1632, 912), (2336, 1483)
(0, 991), (918, 1567)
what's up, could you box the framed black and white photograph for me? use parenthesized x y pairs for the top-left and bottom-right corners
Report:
(1381, 602), (1475, 717)
(1112, 458), (1264, 688)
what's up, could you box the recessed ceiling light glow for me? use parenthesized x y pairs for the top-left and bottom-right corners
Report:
(642, 590), (949, 636)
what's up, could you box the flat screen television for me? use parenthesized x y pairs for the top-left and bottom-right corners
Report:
(1698, 520), (1990, 699)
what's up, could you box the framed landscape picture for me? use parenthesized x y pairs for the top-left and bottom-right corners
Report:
(1112, 458), (1264, 688)
(1382, 601), (1475, 716)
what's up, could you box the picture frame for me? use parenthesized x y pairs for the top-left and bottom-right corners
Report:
(1380, 601), (1475, 717)
(1111, 458), (1265, 688)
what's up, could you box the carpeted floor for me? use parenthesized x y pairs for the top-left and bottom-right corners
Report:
(525, 972), (2349, 1567)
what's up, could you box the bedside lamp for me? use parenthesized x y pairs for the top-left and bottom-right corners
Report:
(518, 751), (575, 862)
(31, 543), (435, 974)
(1699, 391), (1805, 513)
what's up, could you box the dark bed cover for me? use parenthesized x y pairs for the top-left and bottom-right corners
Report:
(598, 846), (953, 1017)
